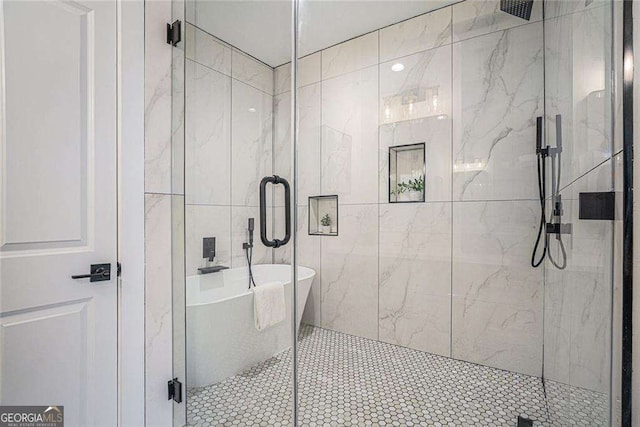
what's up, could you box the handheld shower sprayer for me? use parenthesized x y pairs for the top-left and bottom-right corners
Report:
(531, 115), (568, 270)
(244, 218), (257, 288)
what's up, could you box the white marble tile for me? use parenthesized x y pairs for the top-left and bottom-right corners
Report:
(544, 0), (609, 20)
(185, 204), (231, 276)
(299, 52), (321, 87)
(231, 206), (272, 268)
(544, 159), (613, 393)
(452, 200), (543, 376)
(379, 45), (452, 125)
(273, 206), (322, 326)
(379, 7), (452, 63)
(378, 203), (452, 357)
(379, 45), (452, 203)
(321, 32), (378, 80)
(321, 204), (379, 340)
(144, 193), (173, 427)
(145, 0), (173, 194)
(185, 23), (231, 76)
(231, 80), (273, 207)
(544, 5), (613, 190)
(298, 84), (322, 205)
(185, 60), (231, 205)
(451, 296), (542, 377)
(379, 118), (451, 204)
(274, 63), (291, 95)
(298, 206), (322, 326)
(232, 50), (274, 95)
(452, 22), (543, 201)
(452, 0), (543, 42)
(273, 91), (291, 207)
(543, 257), (572, 385)
(266, 84), (320, 208)
(273, 53), (320, 95)
(172, 47), (185, 196)
(322, 66), (379, 205)
(171, 195), (186, 425)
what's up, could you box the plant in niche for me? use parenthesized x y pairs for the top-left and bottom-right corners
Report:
(320, 214), (332, 227)
(393, 175), (425, 195)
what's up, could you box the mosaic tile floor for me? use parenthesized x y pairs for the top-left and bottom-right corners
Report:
(187, 325), (607, 426)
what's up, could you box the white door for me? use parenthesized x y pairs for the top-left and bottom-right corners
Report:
(0, 1), (117, 426)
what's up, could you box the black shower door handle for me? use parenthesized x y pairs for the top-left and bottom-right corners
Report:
(259, 175), (291, 248)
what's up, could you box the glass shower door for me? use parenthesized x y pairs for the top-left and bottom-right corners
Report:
(179, 0), (295, 425)
(542, 1), (617, 425)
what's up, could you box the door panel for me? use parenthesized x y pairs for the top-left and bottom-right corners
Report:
(0, 1), (117, 426)
(2, 0), (92, 249)
(1, 300), (92, 426)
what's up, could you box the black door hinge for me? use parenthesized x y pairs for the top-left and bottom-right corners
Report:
(167, 20), (181, 47)
(168, 377), (183, 403)
(117, 262), (122, 277)
(517, 416), (534, 427)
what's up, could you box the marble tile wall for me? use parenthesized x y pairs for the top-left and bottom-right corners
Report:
(184, 23), (275, 278)
(543, 159), (613, 396)
(271, 0), (615, 388)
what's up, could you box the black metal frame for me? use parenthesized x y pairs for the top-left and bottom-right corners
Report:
(259, 175), (291, 248)
(622, 1), (634, 425)
(308, 195), (339, 236)
(388, 142), (426, 204)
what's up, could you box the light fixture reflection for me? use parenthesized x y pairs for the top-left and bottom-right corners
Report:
(391, 63), (405, 72)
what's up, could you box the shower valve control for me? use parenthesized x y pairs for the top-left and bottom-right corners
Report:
(546, 222), (572, 236)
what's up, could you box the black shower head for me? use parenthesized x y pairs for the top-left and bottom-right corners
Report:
(500, 0), (533, 20)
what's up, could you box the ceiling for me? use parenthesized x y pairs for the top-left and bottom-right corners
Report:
(188, 0), (460, 68)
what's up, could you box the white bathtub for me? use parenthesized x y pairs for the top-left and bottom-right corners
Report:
(186, 264), (315, 388)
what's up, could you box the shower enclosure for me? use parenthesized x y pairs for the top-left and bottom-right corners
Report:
(172, 0), (623, 425)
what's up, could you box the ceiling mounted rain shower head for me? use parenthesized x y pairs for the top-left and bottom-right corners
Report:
(500, 0), (533, 21)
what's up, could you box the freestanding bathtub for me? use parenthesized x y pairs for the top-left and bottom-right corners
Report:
(186, 264), (315, 388)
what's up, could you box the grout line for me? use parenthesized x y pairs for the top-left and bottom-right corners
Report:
(186, 21), (275, 70)
(449, 14), (454, 359)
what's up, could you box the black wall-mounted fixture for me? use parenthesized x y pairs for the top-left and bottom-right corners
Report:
(579, 192), (616, 221)
(202, 237), (216, 262)
(259, 176), (291, 248)
(531, 115), (568, 270)
(198, 237), (229, 274)
(500, 0), (534, 21)
(166, 20), (181, 47)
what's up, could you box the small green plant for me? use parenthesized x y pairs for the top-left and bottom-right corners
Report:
(320, 214), (332, 227)
(392, 175), (425, 195)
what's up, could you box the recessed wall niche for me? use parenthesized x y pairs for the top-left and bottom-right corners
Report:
(389, 143), (425, 203)
(309, 195), (338, 236)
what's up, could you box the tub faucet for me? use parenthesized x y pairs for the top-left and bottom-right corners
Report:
(198, 237), (229, 275)
(203, 237), (216, 262)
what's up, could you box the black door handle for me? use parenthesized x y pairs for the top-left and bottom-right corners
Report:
(72, 263), (111, 282)
(259, 175), (291, 248)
